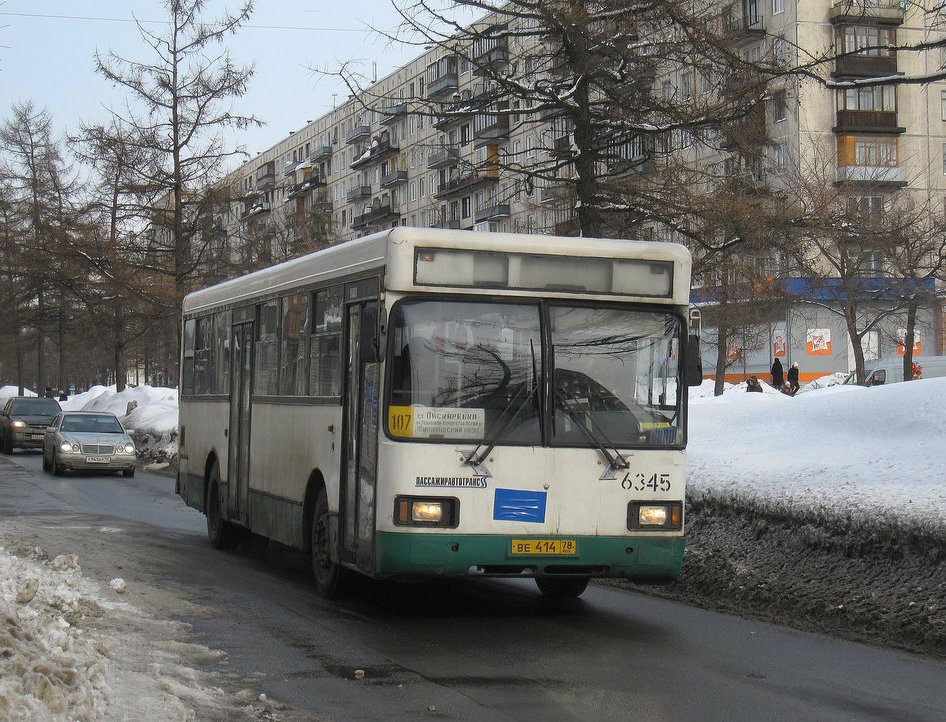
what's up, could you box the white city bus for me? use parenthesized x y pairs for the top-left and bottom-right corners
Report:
(177, 227), (701, 598)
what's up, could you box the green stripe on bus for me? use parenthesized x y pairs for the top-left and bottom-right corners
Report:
(374, 532), (685, 582)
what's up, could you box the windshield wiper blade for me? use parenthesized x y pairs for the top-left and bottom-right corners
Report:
(466, 340), (538, 467)
(555, 387), (629, 471)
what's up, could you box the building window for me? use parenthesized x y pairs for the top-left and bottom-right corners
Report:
(855, 138), (897, 166)
(839, 86), (896, 112)
(462, 196), (471, 218)
(774, 90), (788, 122)
(775, 143), (787, 170)
(773, 0), (784, 14)
(942, 144), (946, 174)
(941, 91), (946, 121)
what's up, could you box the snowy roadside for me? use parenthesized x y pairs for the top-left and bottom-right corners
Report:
(0, 528), (287, 722)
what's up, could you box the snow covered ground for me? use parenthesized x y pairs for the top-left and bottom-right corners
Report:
(1, 375), (944, 717)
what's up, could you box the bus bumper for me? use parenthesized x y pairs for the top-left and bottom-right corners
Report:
(374, 532), (685, 583)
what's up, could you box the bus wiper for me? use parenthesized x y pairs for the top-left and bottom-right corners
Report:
(465, 340), (538, 468)
(555, 387), (630, 471)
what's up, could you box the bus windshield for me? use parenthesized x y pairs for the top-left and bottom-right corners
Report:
(386, 299), (683, 447)
(550, 306), (682, 448)
(388, 300), (543, 444)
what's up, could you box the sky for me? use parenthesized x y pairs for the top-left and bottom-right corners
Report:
(0, 0), (466, 166)
(2, 375), (945, 716)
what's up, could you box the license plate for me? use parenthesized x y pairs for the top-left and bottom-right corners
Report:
(30, 434), (44, 440)
(510, 539), (577, 555)
(85, 456), (110, 464)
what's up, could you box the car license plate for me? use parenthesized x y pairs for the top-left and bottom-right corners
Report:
(85, 456), (110, 464)
(30, 434), (44, 440)
(510, 539), (577, 555)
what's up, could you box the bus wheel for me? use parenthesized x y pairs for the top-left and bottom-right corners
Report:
(535, 576), (590, 598)
(206, 464), (239, 550)
(310, 488), (346, 599)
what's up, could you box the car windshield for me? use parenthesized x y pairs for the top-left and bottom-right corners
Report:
(386, 299), (684, 448)
(387, 299), (542, 444)
(9, 398), (61, 416)
(61, 415), (124, 433)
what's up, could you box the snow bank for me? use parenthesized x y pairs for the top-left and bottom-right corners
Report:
(689, 377), (946, 526)
(0, 546), (109, 721)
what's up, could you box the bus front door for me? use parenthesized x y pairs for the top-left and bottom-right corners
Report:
(228, 321), (253, 525)
(341, 301), (380, 573)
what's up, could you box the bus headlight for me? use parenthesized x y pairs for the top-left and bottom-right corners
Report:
(627, 502), (682, 530)
(394, 496), (459, 528)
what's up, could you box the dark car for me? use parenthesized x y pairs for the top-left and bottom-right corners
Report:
(0, 396), (62, 453)
(42, 411), (137, 477)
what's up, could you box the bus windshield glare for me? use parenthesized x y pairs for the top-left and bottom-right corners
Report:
(387, 299), (683, 448)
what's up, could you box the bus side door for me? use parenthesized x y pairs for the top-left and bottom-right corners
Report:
(341, 299), (380, 574)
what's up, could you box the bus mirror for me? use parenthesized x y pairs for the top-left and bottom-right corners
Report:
(360, 305), (379, 363)
(686, 333), (703, 387)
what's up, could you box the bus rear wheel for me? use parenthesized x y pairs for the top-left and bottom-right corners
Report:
(310, 488), (347, 599)
(535, 576), (590, 598)
(206, 464), (240, 550)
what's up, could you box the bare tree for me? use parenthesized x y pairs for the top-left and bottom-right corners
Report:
(0, 101), (78, 394)
(94, 0), (260, 365)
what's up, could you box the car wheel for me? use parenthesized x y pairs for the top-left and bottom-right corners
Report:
(42, 449), (50, 472)
(206, 463), (239, 550)
(122, 467), (135, 478)
(310, 487), (348, 599)
(51, 449), (64, 476)
(535, 576), (590, 598)
(1, 431), (12, 454)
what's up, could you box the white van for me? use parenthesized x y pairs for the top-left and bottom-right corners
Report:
(844, 355), (946, 386)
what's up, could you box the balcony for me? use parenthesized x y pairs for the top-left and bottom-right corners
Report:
(427, 57), (460, 99)
(474, 203), (510, 223)
(829, 0), (904, 26)
(473, 113), (510, 144)
(539, 185), (571, 204)
(352, 201), (400, 229)
(834, 110), (904, 134)
(350, 138), (400, 169)
(381, 169), (408, 187)
(345, 124), (371, 145)
(833, 54), (898, 78)
(346, 185), (372, 203)
(309, 145), (332, 163)
(434, 170), (499, 199)
(427, 145), (461, 169)
(428, 218), (462, 230)
(723, 12), (765, 46)
(287, 174), (327, 199)
(380, 101), (407, 124)
(836, 164), (905, 187)
(240, 201), (271, 221)
(472, 33), (508, 74)
(434, 104), (475, 130)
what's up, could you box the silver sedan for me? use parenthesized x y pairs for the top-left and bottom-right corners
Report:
(43, 411), (137, 477)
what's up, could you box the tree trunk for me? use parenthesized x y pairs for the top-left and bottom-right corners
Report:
(902, 298), (918, 381)
(714, 325), (729, 396)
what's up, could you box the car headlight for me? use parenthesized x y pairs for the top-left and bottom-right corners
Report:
(11, 420), (26, 428)
(124, 443), (135, 454)
(60, 441), (74, 453)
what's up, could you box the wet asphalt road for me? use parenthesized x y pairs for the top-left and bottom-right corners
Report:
(1, 451), (945, 722)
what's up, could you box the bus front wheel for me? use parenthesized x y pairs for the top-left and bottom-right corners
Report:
(206, 464), (240, 550)
(535, 576), (590, 598)
(310, 488), (347, 599)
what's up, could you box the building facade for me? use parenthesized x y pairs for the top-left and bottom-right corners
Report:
(210, 1), (946, 380)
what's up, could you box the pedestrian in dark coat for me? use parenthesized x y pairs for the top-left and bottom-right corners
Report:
(746, 376), (763, 393)
(787, 362), (800, 393)
(771, 358), (784, 388)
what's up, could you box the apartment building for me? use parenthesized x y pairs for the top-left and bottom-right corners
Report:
(215, 1), (946, 378)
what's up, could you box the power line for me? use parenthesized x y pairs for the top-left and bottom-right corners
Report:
(0, 11), (368, 32)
